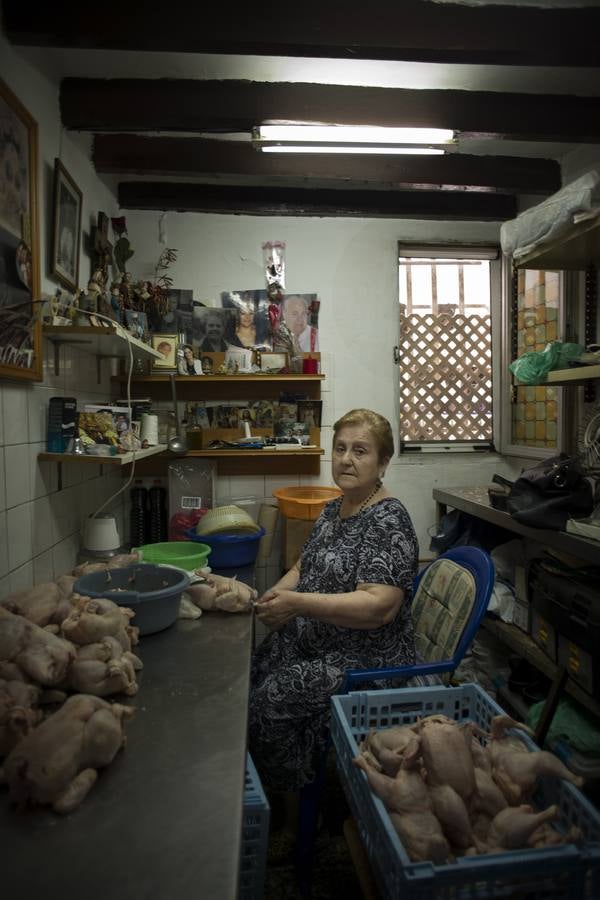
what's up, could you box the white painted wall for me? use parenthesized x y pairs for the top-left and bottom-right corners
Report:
(0, 35), (127, 594)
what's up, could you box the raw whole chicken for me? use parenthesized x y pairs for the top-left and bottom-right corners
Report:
(487, 715), (584, 804)
(71, 552), (140, 578)
(486, 804), (558, 852)
(0, 693), (134, 813)
(0, 679), (42, 756)
(67, 637), (142, 697)
(353, 754), (450, 863)
(405, 718), (477, 804)
(0, 608), (76, 686)
(1, 583), (73, 629)
(61, 595), (139, 651)
(359, 725), (416, 776)
(186, 573), (257, 613)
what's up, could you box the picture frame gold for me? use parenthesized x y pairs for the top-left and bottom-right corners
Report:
(0, 78), (42, 382)
(51, 158), (83, 293)
(259, 351), (288, 373)
(151, 333), (178, 369)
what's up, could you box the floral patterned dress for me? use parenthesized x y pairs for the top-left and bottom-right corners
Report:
(248, 496), (419, 791)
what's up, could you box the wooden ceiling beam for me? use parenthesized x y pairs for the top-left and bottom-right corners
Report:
(62, 80), (600, 142)
(94, 134), (560, 195)
(4, 1), (600, 66)
(118, 182), (517, 221)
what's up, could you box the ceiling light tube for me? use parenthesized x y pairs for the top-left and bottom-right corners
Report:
(256, 125), (455, 144)
(259, 145), (446, 155)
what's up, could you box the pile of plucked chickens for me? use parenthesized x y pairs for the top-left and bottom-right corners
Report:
(0, 554), (256, 816)
(353, 713), (585, 864)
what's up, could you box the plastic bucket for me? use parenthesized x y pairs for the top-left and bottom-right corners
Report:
(135, 541), (211, 571)
(73, 563), (190, 635)
(273, 486), (341, 520)
(185, 527), (266, 568)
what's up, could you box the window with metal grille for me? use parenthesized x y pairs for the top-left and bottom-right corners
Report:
(398, 244), (497, 452)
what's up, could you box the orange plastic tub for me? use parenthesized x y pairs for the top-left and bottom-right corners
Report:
(273, 486), (341, 520)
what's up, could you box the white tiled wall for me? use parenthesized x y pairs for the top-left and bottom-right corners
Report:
(0, 344), (128, 597)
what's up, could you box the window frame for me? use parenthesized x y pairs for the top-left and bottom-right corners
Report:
(397, 242), (501, 454)
(498, 255), (567, 460)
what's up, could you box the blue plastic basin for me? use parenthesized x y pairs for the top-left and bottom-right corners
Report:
(73, 563), (190, 635)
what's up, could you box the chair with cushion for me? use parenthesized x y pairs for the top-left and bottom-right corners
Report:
(296, 545), (495, 896)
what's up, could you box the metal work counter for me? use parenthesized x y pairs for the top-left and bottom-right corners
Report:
(2, 611), (254, 900)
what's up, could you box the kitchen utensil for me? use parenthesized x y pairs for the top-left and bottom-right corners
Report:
(167, 373), (188, 455)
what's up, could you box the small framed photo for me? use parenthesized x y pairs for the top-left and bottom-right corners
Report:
(259, 351), (288, 373)
(151, 333), (178, 369)
(51, 158), (83, 293)
(297, 399), (323, 428)
(225, 347), (253, 373)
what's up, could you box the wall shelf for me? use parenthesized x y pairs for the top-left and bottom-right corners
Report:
(514, 363), (600, 387)
(483, 617), (600, 719)
(43, 325), (162, 381)
(514, 215), (600, 271)
(38, 445), (168, 466)
(110, 372), (324, 401)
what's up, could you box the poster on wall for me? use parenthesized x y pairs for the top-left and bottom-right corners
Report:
(0, 78), (42, 381)
(220, 289), (272, 350)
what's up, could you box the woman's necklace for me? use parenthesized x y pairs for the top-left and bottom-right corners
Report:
(358, 483), (381, 513)
(339, 483), (381, 520)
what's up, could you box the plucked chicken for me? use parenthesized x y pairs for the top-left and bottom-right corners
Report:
(67, 637), (142, 697)
(353, 711), (586, 865)
(0, 679), (42, 756)
(1, 582), (73, 629)
(0, 693), (134, 813)
(71, 553), (140, 578)
(187, 572), (257, 613)
(0, 607), (76, 686)
(61, 595), (139, 650)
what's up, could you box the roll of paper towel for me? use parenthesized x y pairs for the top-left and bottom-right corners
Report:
(140, 413), (159, 445)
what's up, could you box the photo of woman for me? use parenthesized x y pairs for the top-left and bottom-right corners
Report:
(178, 343), (203, 375)
(221, 289), (272, 350)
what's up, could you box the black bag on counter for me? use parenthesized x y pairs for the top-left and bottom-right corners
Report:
(488, 454), (594, 531)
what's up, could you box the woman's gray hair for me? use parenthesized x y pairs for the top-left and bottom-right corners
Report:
(332, 408), (394, 462)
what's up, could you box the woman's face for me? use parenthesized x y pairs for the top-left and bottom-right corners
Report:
(184, 346), (194, 361)
(239, 303), (255, 327)
(332, 424), (384, 495)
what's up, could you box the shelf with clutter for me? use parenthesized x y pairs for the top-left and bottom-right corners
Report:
(43, 324), (162, 378)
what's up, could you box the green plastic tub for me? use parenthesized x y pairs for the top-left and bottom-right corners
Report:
(135, 541), (211, 572)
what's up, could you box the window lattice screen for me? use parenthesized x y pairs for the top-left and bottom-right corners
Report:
(400, 312), (492, 442)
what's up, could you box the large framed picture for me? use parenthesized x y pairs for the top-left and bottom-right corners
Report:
(51, 158), (82, 292)
(0, 78), (42, 381)
(151, 333), (178, 369)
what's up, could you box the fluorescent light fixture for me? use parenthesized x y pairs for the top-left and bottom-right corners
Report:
(260, 145), (445, 155)
(256, 125), (454, 143)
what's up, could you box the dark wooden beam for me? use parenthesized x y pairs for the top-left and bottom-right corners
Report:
(118, 182), (516, 221)
(4, 0), (600, 66)
(94, 134), (560, 196)
(62, 80), (600, 143)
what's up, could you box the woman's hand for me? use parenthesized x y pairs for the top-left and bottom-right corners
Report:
(254, 589), (300, 629)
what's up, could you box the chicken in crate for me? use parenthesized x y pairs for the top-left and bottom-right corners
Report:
(331, 683), (600, 900)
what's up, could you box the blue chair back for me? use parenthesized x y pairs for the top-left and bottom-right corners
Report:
(343, 546), (495, 700)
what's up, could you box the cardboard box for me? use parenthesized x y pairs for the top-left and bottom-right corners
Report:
(530, 608), (557, 662)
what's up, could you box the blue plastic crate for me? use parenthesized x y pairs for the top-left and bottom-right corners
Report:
(331, 682), (600, 900)
(239, 753), (270, 900)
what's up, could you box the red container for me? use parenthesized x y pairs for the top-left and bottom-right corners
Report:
(302, 358), (319, 374)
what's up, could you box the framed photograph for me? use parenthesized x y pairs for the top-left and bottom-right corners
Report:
(51, 158), (82, 293)
(0, 78), (42, 381)
(224, 347), (253, 373)
(259, 351), (288, 373)
(297, 399), (323, 428)
(151, 333), (178, 369)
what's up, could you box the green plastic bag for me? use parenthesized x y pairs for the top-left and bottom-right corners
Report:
(527, 696), (600, 754)
(510, 341), (584, 385)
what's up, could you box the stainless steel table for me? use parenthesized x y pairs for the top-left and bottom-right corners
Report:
(1, 611), (254, 900)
